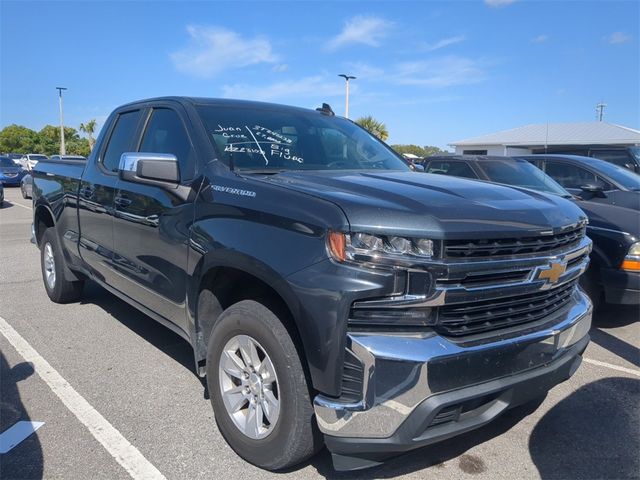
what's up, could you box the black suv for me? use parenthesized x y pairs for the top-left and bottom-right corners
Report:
(424, 155), (640, 307)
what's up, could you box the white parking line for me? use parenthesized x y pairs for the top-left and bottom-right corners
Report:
(5, 201), (32, 210)
(584, 357), (640, 377)
(0, 315), (166, 480)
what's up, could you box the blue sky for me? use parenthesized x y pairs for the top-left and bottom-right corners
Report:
(1, 0), (638, 149)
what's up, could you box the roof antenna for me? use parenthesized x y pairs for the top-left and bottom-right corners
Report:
(545, 122), (549, 154)
(316, 103), (335, 116)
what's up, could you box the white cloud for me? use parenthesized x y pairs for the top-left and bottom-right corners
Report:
(606, 31), (632, 44)
(344, 62), (385, 79)
(170, 25), (278, 78)
(422, 35), (466, 52)
(221, 75), (345, 102)
(272, 64), (289, 73)
(391, 56), (486, 88)
(327, 15), (393, 50)
(484, 0), (516, 7)
(531, 34), (549, 44)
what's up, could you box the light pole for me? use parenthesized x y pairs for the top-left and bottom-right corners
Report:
(338, 74), (356, 119)
(56, 87), (67, 155)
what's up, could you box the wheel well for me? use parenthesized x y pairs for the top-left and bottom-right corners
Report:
(34, 206), (54, 246)
(197, 266), (308, 376)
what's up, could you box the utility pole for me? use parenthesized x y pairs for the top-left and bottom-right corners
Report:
(56, 87), (67, 155)
(338, 74), (356, 119)
(595, 102), (607, 122)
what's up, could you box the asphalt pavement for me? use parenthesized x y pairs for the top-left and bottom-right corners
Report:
(1, 185), (638, 480)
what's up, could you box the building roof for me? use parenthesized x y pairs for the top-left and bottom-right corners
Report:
(450, 122), (640, 147)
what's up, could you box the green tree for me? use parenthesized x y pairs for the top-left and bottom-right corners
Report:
(0, 124), (39, 153)
(37, 125), (87, 156)
(79, 119), (97, 151)
(391, 144), (449, 158)
(355, 116), (389, 141)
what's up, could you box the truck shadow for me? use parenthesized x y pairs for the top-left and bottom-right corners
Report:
(529, 377), (639, 479)
(0, 351), (44, 479)
(80, 281), (195, 375)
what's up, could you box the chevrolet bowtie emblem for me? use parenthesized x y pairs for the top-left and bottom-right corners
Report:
(537, 261), (567, 284)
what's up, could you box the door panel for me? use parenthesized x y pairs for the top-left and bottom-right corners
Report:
(78, 109), (143, 284)
(111, 107), (195, 330)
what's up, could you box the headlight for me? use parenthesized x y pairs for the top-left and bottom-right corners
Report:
(327, 231), (435, 265)
(621, 242), (640, 272)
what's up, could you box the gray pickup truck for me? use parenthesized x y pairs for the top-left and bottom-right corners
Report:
(32, 97), (593, 471)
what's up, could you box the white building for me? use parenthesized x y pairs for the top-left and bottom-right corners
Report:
(449, 122), (640, 156)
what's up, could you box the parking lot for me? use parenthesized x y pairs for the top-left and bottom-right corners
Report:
(0, 185), (638, 480)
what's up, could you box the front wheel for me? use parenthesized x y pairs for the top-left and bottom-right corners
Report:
(40, 228), (84, 303)
(206, 299), (321, 470)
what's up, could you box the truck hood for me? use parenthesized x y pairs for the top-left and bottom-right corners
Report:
(263, 171), (587, 239)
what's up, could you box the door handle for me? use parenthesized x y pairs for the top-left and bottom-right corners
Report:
(114, 195), (132, 207)
(79, 186), (95, 198)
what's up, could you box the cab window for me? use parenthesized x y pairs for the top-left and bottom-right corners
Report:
(545, 162), (612, 190)
(139, 108), (195, 180)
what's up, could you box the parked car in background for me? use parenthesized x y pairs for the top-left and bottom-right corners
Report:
(588, 147), (640, 173)
(5, 153), (24, 166)
(517, 154), (640, 210)
(21, 173), (33, 199)
(0, 155), (27, 186)
(20, 153), (49, 171)
(49, 155), (87, 161)
(423, 155), (639, 308)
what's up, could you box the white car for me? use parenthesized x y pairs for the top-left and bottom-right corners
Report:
(20, 154), (49, 170)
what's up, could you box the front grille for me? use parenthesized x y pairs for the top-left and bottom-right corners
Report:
(445, 226), (585, 258)
(435, 280), (577, 337)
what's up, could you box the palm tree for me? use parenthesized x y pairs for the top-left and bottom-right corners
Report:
(79, 119), (97, 151)
(355, 116), (389, 141)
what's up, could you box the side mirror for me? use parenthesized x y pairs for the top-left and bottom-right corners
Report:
(413, 164), (425, 172)
(119, 152), (180, 185)
(579, 181), (606, 198)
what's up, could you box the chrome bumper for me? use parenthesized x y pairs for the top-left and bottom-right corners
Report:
(314, 289), (592, 439)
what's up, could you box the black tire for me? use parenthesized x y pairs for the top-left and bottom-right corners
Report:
(580, 265), (602, 310)
(206, 299), (321, 470)
(40, 228), (84, 303)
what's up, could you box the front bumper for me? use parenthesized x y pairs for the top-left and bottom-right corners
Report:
(600, 267), (640, 305)
(314, 289), (592, 469)
(1, 178), (23, 186)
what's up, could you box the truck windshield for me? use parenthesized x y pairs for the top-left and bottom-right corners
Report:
(196, 105), (410, 172)
(479, 159), (571, 197)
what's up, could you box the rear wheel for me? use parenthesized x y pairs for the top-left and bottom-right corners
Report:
(40, 228), (84, 303)
(206, 299), (321, 470)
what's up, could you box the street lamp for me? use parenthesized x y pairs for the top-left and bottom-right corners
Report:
(338, 74), (356, 119)
(56, 87), (67, 155)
